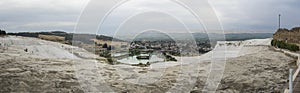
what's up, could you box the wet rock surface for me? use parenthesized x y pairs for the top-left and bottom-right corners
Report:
(0, 57), (83, 93)
(216, 48), (295, 93)
(0, 36), (296, 93)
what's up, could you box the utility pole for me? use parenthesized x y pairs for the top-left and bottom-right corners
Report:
(279, 14), (281, 29)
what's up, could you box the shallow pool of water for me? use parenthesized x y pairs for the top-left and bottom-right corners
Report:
(117, 55), (164, 64)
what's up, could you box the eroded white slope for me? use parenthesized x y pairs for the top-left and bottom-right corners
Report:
(0, 36), (78, 59)
(212, 38), (272, 58)
(0, 36), (276, 93)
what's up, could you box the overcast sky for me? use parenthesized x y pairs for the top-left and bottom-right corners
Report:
(0, 0), (299, 34)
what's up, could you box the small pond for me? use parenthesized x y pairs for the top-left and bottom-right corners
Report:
(117, 55), (164, 64)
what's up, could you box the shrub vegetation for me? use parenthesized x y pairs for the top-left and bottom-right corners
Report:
(0, 29), (6, 35)
(271, 39), (299, 51)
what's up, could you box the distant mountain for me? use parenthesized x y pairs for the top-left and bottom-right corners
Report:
(118, 32), (273, 42)
(224, 33), (273, 41)
(131, 31), (175, 41)
(51, 31), (67, 34)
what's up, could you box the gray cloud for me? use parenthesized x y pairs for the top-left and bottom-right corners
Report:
(0, 0), (299, 34)
(0, 0), (87, 32)
(211, 0), (300, 33)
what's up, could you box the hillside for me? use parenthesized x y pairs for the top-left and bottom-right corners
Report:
(273, 27), (300, 44)
(7, 31), (124, 44)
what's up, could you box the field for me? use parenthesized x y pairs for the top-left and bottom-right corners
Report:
(38, 34), (65, 42)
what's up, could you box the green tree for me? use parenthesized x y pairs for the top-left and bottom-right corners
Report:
(271, 39), (299, 52)
(102, 43), (108, 48)
(0, 29), (6, 35)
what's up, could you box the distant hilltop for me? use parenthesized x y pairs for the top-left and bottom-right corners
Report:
(273, 27), (300, 44)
